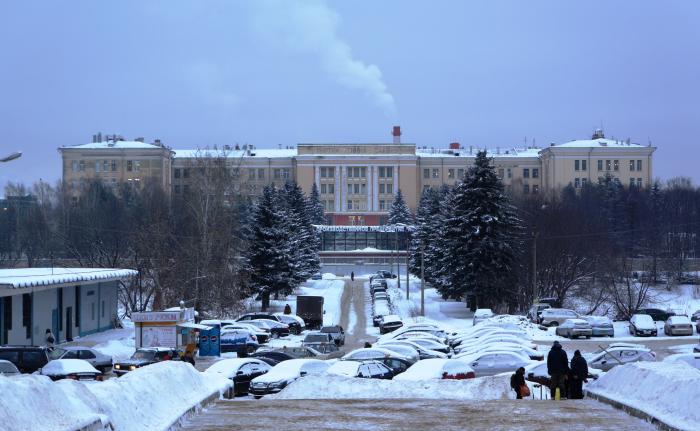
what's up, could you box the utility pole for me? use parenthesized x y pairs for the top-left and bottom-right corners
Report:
(405, 227), (409, 300)
(395, 230), (401, 292)
(420, 242), (425, 316)
(532, 231), (538, 303)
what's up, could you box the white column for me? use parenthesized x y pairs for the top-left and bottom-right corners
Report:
(335, 164), (342, 212)
(314, 165), (320, 189)
(373, 166), (380, 211)
(393, 164), (398, 196)
(367, 166), (373, 211)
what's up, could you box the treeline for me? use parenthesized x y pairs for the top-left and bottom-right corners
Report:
(0, 157), (324, 317)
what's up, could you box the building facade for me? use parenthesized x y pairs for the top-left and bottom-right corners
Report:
(59, 128), (656, 225)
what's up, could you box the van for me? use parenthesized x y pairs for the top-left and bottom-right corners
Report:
(0, 346), (51, 374)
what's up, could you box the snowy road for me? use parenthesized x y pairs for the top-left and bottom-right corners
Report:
(179, 398), (655, 431)
(339, 278), (374, 350)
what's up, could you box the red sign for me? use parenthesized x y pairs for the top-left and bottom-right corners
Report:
(210, 335), (218, 343)
(200, 335), (208, 343)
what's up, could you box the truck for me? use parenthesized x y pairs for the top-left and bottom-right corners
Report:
(296, 295), (324, 329)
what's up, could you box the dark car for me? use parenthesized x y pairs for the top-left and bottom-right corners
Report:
(220, 329), (260, 356)
(237, 313), (282, 323)
(250, 350), (296, 366)
(320, 325), (345, 346)
(205, 358), (272, 397)
(377, 270), (397, 279)
(637, 308), (675, 322)
(113, 347), (178, 376)
(0, 346), (51, 374)
(247, 319), (290, 339)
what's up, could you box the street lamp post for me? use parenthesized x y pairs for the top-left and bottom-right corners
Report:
(405, 226), (409, 300)
(420, 242), (425, 316)
(532, 230), (538, 303)
(0, 152), (22, 163)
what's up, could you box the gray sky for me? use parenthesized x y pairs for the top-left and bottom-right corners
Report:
(1, 0), (699, 189)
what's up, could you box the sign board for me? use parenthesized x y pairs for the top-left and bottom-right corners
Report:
(132, 311), (181, 323)
(141, 326), (177, 348)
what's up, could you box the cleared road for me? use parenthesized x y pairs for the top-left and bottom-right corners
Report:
(180, 398), (655, 431)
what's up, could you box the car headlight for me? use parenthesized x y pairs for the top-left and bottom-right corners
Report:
(129, 365), (136, 370)
(114, 364), (121, 369)
(270, 380), (287, 389)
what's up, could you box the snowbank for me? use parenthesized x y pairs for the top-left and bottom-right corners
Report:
(270, 374), (514, 400)
(587, 361), (700, 431)
(0, 362), (231, 431)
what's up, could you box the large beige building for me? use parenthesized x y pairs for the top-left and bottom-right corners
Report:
(60, 127), (656, 226)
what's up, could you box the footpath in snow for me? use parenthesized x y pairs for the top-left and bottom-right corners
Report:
(0, 362), (231, 431)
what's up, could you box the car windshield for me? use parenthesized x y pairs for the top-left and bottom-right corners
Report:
(49, 348), (67, 360)
(320, 327), (340, 333)
(0, 362), (18, 373)
(131, 350), (156, 360)
(305, 334), (329, 343)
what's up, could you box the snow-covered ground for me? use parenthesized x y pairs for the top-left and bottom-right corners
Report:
(587, 362), (700, 431)
(0, 361), (231, 431)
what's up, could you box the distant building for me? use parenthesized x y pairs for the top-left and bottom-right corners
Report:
(59, 127), (656, 225)
(0, 268), (136, 345)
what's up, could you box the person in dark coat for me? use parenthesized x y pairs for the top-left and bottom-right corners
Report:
(45, 329), (55, 348)
(351, 271), (355, 281)
(569, 350), (588, 399)
(510, 367), (527, 399)
(547, 340), (569, 399)
(283, 303), (292, 315)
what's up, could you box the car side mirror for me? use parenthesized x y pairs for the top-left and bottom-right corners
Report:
(300, 371), (307, 377)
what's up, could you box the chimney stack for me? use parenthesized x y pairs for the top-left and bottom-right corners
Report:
(449, 142), (460, 150)
(392, 126), (401, 144)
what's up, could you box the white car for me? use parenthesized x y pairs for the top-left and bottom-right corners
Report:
(249, 359), (329, 398)
(205, 358), (271, 396)
(40, 359), (103, 381)
(373, 343), (421, 363)
(587, 346), (656, 371)
(48, 346), (113, 373)
(540, 308), (580, 327)
(378, 340), (446, 360)
(473, 308), (495, 325)
(326, 360), (393, 379)
(455, 343), (543, 361)
(629, 314), (658, 337)
(0, 359), (20, 376)
(385, 325), (447, 341)
(458, 351), (533, 377)
(394, 332), (446, 345)
(454, 335), (535, 354)
(663, 353), (700, 370)
(396, 337), (450, 355)
(451, 329), (529, 347)
(395, 359), (475, 381)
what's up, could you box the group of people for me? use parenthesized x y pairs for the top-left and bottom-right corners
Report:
(511, 340), (589, 400)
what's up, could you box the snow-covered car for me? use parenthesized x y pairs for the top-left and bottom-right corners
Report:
(376, 270), (396, 279)
(326, 360), (393, 379)
(473, 308), (495, 326)
(221, 323), (270, 344)
(450, 329), (529, 348)
(378, 340), (444, 361)
(249, 359), (329, 398)
(586, 346), (656, 371)
(310, 273), (322, 280)
(691, 310), (700, 322)
(527, 303), (551, 323)
(302, 331), (333, 347)
(379, 315), (403, 334)
(664, 315), (694, 336)
(113, 347), (179, 376)
(395, 337), (449, 355)
(40, 359), (103, 381)
(48, 346), (113, 373)
(390, 325), (448, 341)
(320, 325), (345, 346)
(395, 358), (475, 381)
(205, 358), (271, 396)
(248, 319), (290, 338)
(342, 347), (413, 374)
(629, 314), (658, 337)
(458, 351), (532, 377)
(454, 343), (543, 361)
(373, 292), (389, 302)
(394, 331), (446, 346)
(555, 319), (592, 339)
(584, 316), (615, 337)
(373, 343), (420, 363)
(372, 301), (392, 327)
(0, 359), (20, 376)
(539, 308), (579, 327)
(454, 335), (535, 354)
(273, 313), (305, 335)
(663, 353), (700, 370)
(220, 329), (259, 355)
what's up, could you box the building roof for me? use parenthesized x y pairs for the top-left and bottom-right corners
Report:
(0, 268), (137, 289)
(172, 148), (297, 159)
(416, 147), (541, 158)
(61, 141), (167, 150)
(554, 138), (646, 149)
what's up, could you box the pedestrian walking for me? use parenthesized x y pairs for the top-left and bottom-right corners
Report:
(364, 341), (372, 348)
(547, 340), (569, 399)
(351, 271), (355, 281)
(283, 303), (292, 314)
(45, 328), (55, 348)
(510, 367), (529, 399)
(569, 350), (588, 399)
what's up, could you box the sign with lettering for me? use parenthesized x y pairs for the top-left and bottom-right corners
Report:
(142, 326), (177, 348)
(132, 311), (181, 322)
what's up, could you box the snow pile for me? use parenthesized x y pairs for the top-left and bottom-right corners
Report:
(587, 361), (700, 430)
(0, 362), (231, 431)
(270, 374), (514, 400)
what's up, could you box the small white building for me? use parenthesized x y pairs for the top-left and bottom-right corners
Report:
(0, 268), (136, 345)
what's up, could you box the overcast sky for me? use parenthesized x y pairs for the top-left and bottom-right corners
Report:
(1, 0), (699, 190)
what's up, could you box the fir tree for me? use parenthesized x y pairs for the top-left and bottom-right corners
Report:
(388, 189), (412, 224)
(307, 182), (326, 224)
(282, 181), (320, 281)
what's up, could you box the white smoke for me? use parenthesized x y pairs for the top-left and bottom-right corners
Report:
(252, 0), (397, 117)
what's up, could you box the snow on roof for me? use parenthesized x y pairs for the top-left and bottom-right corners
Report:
(554, 138), (645, 149)
(41, 359), (99, 376)
(0, 267), (137, 289)
(205, 358), (268, 377)
(173, 148), (296, 159)
(326, 360), (361, 377)
(62, 141), (166, 150)
(668, 315), (691, 324)
(416, 147), (541, 158)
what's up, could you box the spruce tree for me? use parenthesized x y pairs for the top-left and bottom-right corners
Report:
(307, 182), (326, 225)
(388, 189), (412, 224)
(282, 181), (320, 281)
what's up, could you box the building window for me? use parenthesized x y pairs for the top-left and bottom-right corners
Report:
(249, 169), (255, 180)
(431, 168), (439, 178)
(22, 293), (31, 339)
(582, 160), (587, 171)
(637, 160), (642, 171)
(328, 184), (334, 194)
(606, 160), (611, 171)
(532, 168), (539, 178)
(630, 178), (635, 187)
(320, 184), (327, 194)
(386, 183), (393, 194)
(523, 168), (530, 178)
(174, 185), (180, 194)
(174, 168), (181, 178)
(575, 160), (580, 171)
(347, 184), (353, 194)
(378, 167), (385, 177)
(354, 184), (360, 194)
(320, 167), (327, 178)
(613, 160), (619, 171)
(274, 169), (281, 180)
(496, 168), (503, 179)
(347, 200), (353, 210)
(629, 160), (635, 171)
(598, 160), (603, 171)
(281, 168), (290, 179)
(506, 168), (511, 179)
(79, 160), (85, 172)
(385, 167), (393, 178)
(423, 168), (429, 179)
(532, 185), (539, 194)
(581, 178), (587, 187)
(183, 168), (190, 178)
(127, 160), (133, 172)
(379, 200), (386, 211)
(258, 168), (265, 179)
(379, 183), (385, 194)
(637, 178), (642, 187)
(72, 161), (78, 172)
(523, 184), (530, 194)
(183, 185), (189, 194)
(231, 168), (240, 180)
(95, 161), (101, 173)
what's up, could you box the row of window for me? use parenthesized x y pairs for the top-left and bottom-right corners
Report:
(347, 200), (367, 210)
(522, 168), (539, 179)
(319, 182), (394, 196)
(575, 159), (644, 172)
(522, 184), (540, 194)
(71, 160), (128, 173)
(573, 177), (644, 188)
(319, 166), (395, 179)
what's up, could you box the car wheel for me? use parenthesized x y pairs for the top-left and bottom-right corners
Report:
(586, 336), (591, 339)
(550, 322), (559, 327)
(254, 396), (262, 399)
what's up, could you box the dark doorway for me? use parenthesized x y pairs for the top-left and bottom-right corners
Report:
(65, 306), (73, 341)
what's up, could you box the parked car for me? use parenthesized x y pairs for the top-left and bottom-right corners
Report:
(302, 331), (334, 347)
(587, 345), (656, 371)
(0, 359), (20, 376)
(450, 328), (528, 348)
(48, 346), (113, 373)
(0, 346), (51, 374)
(372, 301), (392, 327)
(376, 270), (396, 279)
(113, 347), (179, 376)
(473, 309), (494, 326)
(389, 325), (448, 342)
(249, 359), (329, 398)
(310, 273), (323, 280)
(236, 313), (282, 323)
(690, 310), (700, 322)
(221, 323), (269, 344)
(370, 282), (387, 295)
(584, 316), (615, 337)
(536, 297), (561, 308)
(250, 350), (296, 366)
(374, 343), (420, 363)
(220, 328), (259, 356)
(455, 343), (544, 361)
(395, 358), (475, 381)
(527, 303), (551, 323)
(378, 340), (444, 361)
(458, 351), (532, 377)
(342, 348), (413, 374)
(273, 313), (305, 335)
(663, 353), (700, 370)
(555, 319), (593, 339)
(454, 335), (535, 354)
(664, 315), (694, 336)
(373, 292), (389, 302)
(248, 319), (290, 338)
(629, 314), (658, 337)
(637, 308), (675, 322)
(397, 337), (449, 355)
(326, 360), (394, 379)
(539, 308), (579, 327)
(40, 359), (104, 381)
(320, 325), (345, 346)
(205, 358), (271, 396)
(379, 315), (403, 334)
